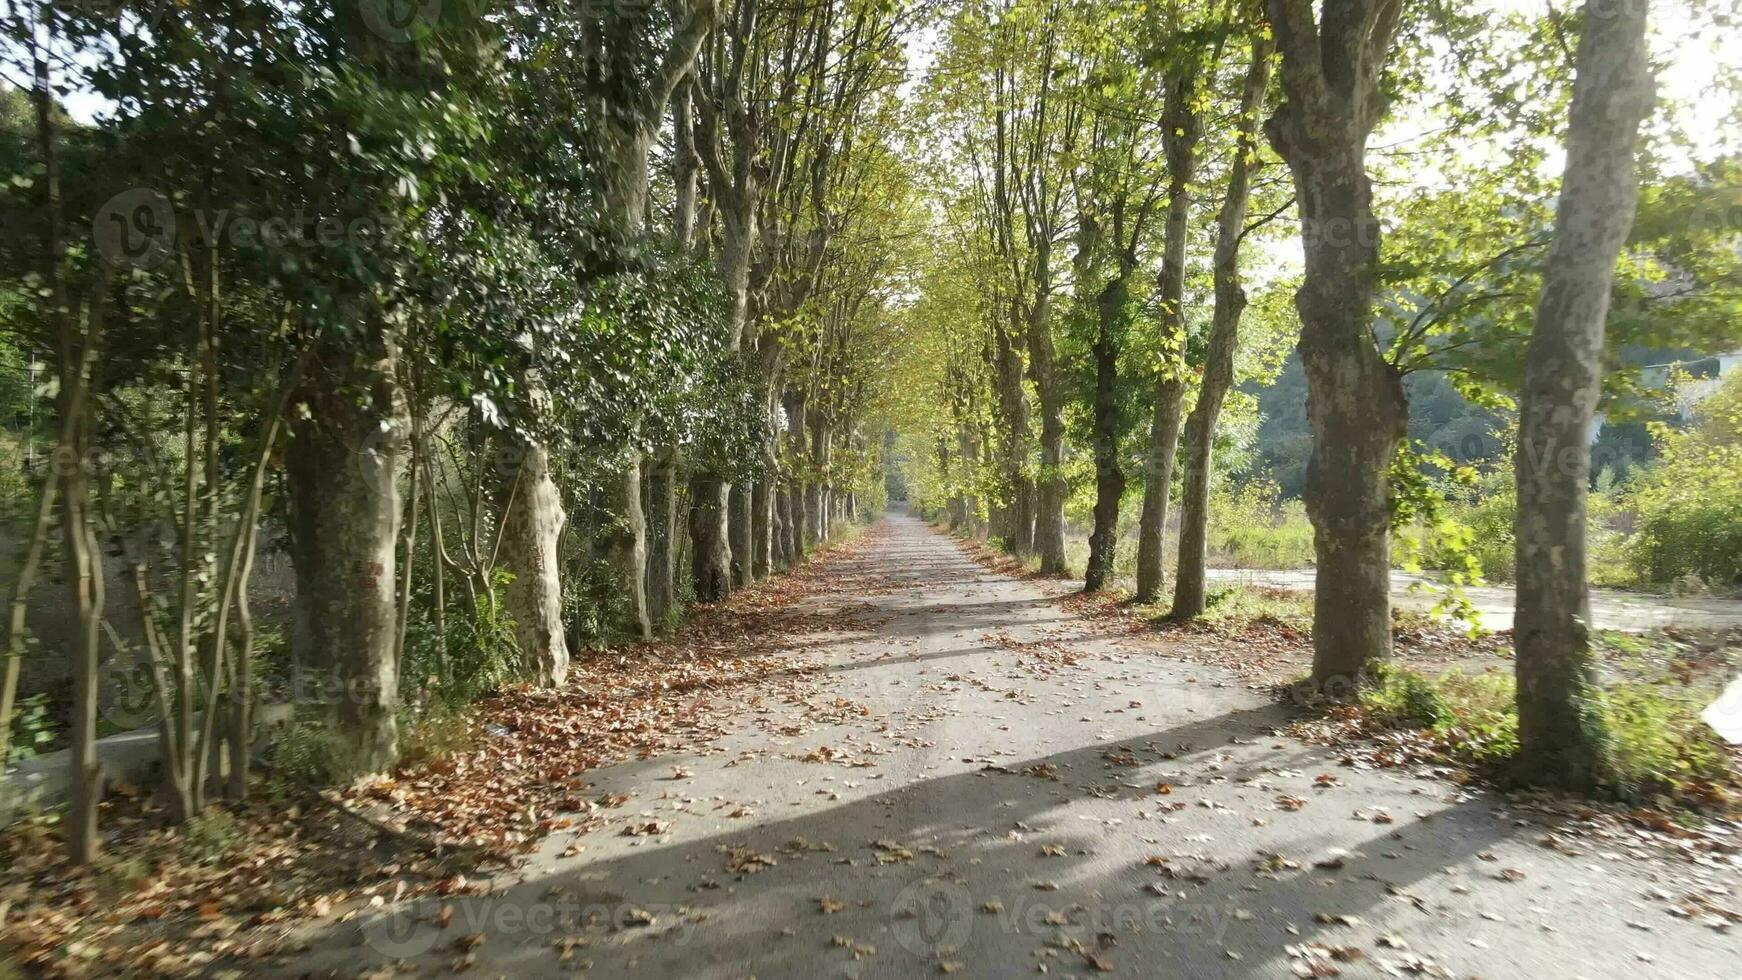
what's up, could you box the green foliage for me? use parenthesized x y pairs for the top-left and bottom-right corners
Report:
(267, 720), (372, 789)
(1630, 372), (1742, 586)
(398, 706), (482, 771)
(402, 571), (522, 711)
(1359, 656), (1736, 803)
(1205, 478), (1315, 569)
(4, 693), (53, 763)
(1359, 663), (1519, 767)
(1599, 684), (1734, 800)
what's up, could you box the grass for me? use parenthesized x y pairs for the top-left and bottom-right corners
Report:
(1355, 653), (1738, 808)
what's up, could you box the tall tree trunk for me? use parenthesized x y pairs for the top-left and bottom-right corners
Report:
(1514, 0), (1653, 790)
(497, 439), (573, 676)
(1027, 285), (1068, 574)
(1265, 0), (1408, 686)
(1084, 274), (1128, 593)
(689, 473), (732, 602)
(645, 454), (679, 630)
(606, 454), (652, 640)
(784, 390), (808, 560)
(728, 482), (752, 587)
(1173, 34), (1273, 621)
(1135, 75), (1202, 604)
(751, 478), (774, 579)
(992, 316), (1034, 554)
(286, 338), (406, 773)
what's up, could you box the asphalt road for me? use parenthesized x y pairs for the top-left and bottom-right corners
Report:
(286, 511), (1740, 979)
(1203, 567), (1742, 634)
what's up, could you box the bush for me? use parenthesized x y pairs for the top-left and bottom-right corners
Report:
(1356, 658), (1735, 804)
(181, 809), (244, 864)
(1360, 662), (1517, 765)
(1600, 684), (1733, 799)
(1629, 372), (1742, 587)
(1207, 477), (1315, 569)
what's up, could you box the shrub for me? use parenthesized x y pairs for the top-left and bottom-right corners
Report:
(1600, 684), (1733, 799)
(1629, 372), (1742, 587)
(181, 809), (244, 864)
(1354, 657), (1735, 804)
(1207, 478), (1315, 569)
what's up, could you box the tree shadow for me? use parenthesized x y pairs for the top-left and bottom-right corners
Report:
(276, 704), (1536, 979)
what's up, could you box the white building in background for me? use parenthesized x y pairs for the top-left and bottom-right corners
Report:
(1589, 349), (1741, 443)
(1640, 349), (1742, 420)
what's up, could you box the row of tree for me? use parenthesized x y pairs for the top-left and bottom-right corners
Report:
(0, 0), (914, 863)
(896, 0), (1737, 791)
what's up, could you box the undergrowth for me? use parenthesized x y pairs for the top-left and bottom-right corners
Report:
(1355, 658), (1738, 808)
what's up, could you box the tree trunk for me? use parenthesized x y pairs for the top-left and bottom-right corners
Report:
(728, 482), (752, 588)
(1135, 75), (1202, 604)
(1514, 0), (1653, 790)
(1265, 0), (1409, 687)
(1028, 287), (1068, 574)
(497, 438), (571, 680)
(1172, 35), (1273, 621)
(751, 479), (774, 579)
(1084, 275), (1128, 593)
(991, 315), (1033, 555)
(689, 473), (732, 602)
(606, 454), (652, 641)
(645, 454), (679, 630)
(286, 342), (406, 773)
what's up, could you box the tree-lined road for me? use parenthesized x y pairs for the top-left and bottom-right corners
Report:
(287, 513), (1740, 978)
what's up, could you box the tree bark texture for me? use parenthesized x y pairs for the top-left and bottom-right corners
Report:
(1513, 0), (1652, 790)
(286, 340), (407, 773)
(1265, 0), (1408, 686)
(1173, 35), (1272, 620)
(496, 438), (570, 681)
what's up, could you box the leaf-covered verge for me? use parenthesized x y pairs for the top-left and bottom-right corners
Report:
(0, 526), (885, 978)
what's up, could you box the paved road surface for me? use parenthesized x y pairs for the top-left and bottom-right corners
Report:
(287, 511), (1739, 978)
(1205, 567), (1742, 633)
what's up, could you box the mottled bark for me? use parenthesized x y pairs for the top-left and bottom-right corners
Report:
(1173, 36), (1272, 621)
(286, 340), (407, 773)
(1265, 0), (1408, 685)
(689, 473), (732, 602)
(992, 315), (1034, 554)
(728, 482), (752, 588)
(606, 454), (652, 640)
(1513, 0), (1653, 790)
(751, 479), (774, 579)
(497, 438), (570, 681)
